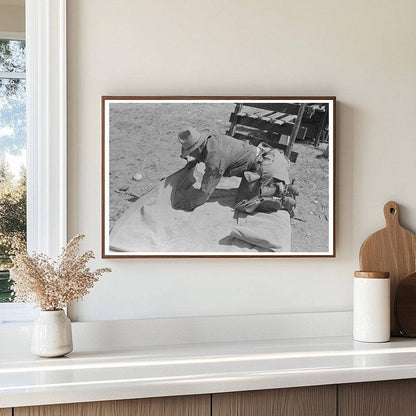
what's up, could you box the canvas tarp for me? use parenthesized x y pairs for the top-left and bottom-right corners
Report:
(109, 165), (291, 253)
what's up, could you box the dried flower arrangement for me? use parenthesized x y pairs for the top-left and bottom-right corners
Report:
(10, 234), (111, 311)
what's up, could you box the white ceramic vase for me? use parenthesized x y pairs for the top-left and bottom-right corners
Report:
(31, 310), (73, 358)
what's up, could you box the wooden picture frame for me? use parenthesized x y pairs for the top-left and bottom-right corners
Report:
(102, 96), (336, 258)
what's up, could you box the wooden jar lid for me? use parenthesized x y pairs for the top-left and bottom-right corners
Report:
(354, 271), (390, 279)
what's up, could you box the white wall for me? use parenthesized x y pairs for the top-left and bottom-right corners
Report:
(67, 0), (416, 322)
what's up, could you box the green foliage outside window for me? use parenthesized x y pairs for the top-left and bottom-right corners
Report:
(0, 160), (26, 302)
(0, 38), (27, 303)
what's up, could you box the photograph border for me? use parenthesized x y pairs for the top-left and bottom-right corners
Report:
(101, 96), (336, 259)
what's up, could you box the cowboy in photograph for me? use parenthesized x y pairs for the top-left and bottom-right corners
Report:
(176, 126), (295, 214)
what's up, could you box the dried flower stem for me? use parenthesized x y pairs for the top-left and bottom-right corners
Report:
(10, 234), (111, 310)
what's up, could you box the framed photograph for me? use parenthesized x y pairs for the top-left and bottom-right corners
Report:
(102, 96), (336, 258)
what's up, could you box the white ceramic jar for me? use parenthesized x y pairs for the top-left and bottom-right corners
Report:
(31, 310), (73, 357)
(353, 271), (390, 343)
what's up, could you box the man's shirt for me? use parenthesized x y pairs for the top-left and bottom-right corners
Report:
(179, 133), (258, 210)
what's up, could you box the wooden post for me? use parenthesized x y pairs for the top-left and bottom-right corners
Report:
(285, 103), (306, 159)
(226, 103), (243, 136)
(314, 108), (328, 147)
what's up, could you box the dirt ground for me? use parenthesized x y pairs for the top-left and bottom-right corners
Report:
(108, 103), (329, 252)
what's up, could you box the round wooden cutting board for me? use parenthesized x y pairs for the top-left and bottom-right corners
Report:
(359, 201), (416, 336)
(395, 273), (416, 337)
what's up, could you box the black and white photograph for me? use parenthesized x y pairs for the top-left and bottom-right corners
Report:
(102, 97), (335, 257)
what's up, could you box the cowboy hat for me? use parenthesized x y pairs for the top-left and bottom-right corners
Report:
(178, 127), (210, 158)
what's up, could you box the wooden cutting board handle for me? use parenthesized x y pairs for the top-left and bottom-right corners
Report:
(359, 201), (416, 336)
(384, 201), (400, 229)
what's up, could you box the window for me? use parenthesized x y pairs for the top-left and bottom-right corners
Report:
(0, 0), (67, 324)
(0, 34), (26, 306)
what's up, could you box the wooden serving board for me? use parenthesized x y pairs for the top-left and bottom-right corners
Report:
(359, 201), (416, 336)
(395, 273), (416, 337)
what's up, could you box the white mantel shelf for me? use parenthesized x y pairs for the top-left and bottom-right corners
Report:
(2, 335), (416, 408)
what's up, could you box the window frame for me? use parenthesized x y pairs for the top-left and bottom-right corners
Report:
(0, 31), (24, 41)
(0, 0), (67, 323)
